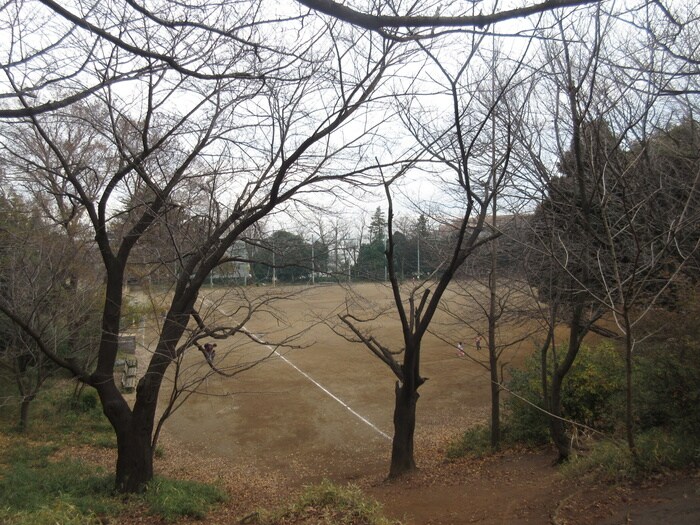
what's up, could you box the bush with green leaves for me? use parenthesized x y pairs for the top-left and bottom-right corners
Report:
(561, 428), (700, 482)
(35, 386), (115, 448)
(446, 424), (493, 459)
(504, 342), (625, 445)
(634, 338), (700, 435)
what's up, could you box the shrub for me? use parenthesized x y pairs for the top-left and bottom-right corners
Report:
(120, 296), (151, 328)
(561, 428), (700, 482)
(446, 424), (493, 459)
(634, 428), (700, 473)
(560, 439), (633, 482)
(246, 480), (401, 525)
(634, 343), (700, 435)
(68, 390), (99, 413)
(504, 342), (625, 446)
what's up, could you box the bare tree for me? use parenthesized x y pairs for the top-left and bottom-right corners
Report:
(334, 18), (538, 475)
(1, 6), (402, 492)
(515, 0), (700, 461)
(296, 0), (600, 37)
(0, 191), (102, 431)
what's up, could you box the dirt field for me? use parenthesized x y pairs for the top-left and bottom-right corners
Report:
(130, 282), (700, 524)
(157, 283), (506, 480)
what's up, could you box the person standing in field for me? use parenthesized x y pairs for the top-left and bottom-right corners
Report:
(475, 334), (482, 352)
(456, 341), (465, 357)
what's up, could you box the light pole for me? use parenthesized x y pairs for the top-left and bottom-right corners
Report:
(272, 237), (276, 287)
(416, 235), (421, 279)
(311, 236), (315, 285)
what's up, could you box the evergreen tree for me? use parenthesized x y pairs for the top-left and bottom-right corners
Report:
(369, 207), (386, 243)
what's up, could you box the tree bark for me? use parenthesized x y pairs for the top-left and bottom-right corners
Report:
(389, 380), (418, 478)
(549, 301), (585, 462)
(623, 312), (637, 457)
(115, 313), (189, 492)
(548, 375), (569, 462)
(114, 420), (153, 493)
(489, 351), (500, 449)
(19, 394), (33, 433)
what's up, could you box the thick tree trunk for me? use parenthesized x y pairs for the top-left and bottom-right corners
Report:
(115, 420), (154, 493)
(95, 378), (141, 491)
(389, 381), (418, 478)
(94, 265), (149, 492)
(103, 375), (162, 493)
(112, 314), (190, 492)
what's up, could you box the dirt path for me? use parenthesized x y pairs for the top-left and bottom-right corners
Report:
(366, 451), (565, 524)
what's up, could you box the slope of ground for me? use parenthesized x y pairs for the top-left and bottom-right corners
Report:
(146, 430), (700, 525)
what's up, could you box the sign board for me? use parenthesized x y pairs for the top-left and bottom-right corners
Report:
(118, 335), (136, 355)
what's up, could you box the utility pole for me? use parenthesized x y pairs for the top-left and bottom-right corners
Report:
(417, 236), (421, 279)
(311, 236), (315, 285)
(272, 237), (276, 287)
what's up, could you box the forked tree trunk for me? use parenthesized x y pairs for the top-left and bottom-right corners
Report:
(106, 383), (163, 493)
(95, 378), (146, 492)
(389, 381), (419, 478)
(549, 302), (585, 463)
(115, 315), (190, 492)
(548, 376), (570, 462)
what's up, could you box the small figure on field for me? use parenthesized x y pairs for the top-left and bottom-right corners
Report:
(475, 334), (482, 352)
(202, 342), (217, 365)
(456, 341), (465, 357)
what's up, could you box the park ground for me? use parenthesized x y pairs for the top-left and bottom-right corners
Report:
(120, 282), (700, 523)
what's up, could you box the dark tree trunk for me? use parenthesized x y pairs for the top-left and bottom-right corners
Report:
(548, 376), (569, 462)
(389, 381), (418, 478)
(115, 419), (154, 493)
(549, 301), (586, 463)
(102, 369), (164, 493)
(488, 263), (500, 449)
(489, 354), (500, 449)
(93, 248), (196, 494)
(18, 394), (33, 433)
(623, 312), (637, 457)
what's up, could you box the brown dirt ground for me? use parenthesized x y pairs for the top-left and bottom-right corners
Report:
(122, 282), (700, 524)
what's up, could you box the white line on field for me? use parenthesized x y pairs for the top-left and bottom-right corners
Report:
(202, 298), (391, 441)
(242, 328), (391, 441)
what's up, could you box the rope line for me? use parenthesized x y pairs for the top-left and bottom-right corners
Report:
(201, 297), (391, 441)
(246, 329), (391, 441)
